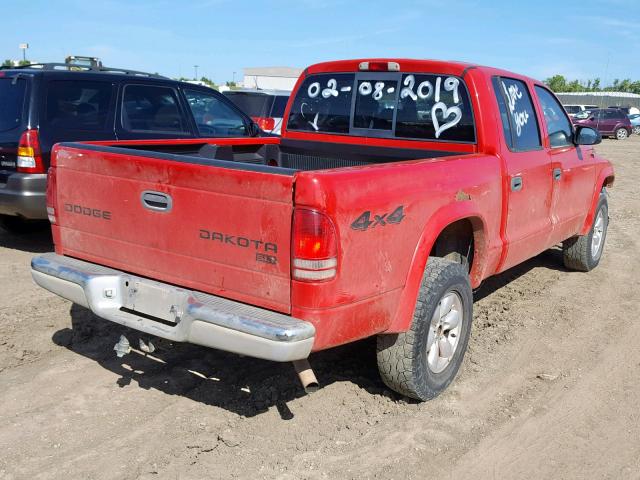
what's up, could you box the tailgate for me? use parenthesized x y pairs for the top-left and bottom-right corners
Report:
(52, 143), (295, 313)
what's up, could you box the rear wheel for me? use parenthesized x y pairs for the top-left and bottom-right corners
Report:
(563, 193), (608, 271)
(615, 127), (629, 140)
(376, 257), (473, 401)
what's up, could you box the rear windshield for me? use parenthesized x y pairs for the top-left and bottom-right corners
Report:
(0, 78), (27, 132)
(286, 72), (476, 143)
(224, 92), (271, 117)
(271, 95), (289, 117)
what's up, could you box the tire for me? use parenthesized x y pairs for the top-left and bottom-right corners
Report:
(377, 257), (473, 401)
(633, 126), (640, 136)
(615, 127), (629, 140)
(563, 193), (608, 272)
(0, 215), (47, 234)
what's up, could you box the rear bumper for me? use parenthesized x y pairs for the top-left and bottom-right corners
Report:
(31, 253), (315, 362)
(0, 172), (47, 219)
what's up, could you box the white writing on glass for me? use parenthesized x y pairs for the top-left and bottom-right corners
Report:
(303, 75), (464, 138)
(502, 81), (529, 137)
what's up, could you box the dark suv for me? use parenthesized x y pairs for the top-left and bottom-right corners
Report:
(572, 108), (633, 140)
(0, 63), (258, 231)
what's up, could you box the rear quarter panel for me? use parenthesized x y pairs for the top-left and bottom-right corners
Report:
(292, 154), (504, 349)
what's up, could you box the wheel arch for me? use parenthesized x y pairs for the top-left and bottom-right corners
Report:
(580, 166), (614, 235)
(384, 205), (488, 333)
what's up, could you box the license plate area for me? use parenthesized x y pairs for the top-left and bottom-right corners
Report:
(121, 278), (187, 324)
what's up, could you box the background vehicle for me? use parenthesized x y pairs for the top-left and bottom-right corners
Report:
(563, 104), (598, 117)
(608, 106), (640, 116)
(32, 58), (613, 401)
(627, 113), (640, 135)
(572, 108), (633, 139)
(223, 89), (290, 135)
(0, 63), (258, 231)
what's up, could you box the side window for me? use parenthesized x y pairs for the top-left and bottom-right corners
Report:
(121, 84), (188, 134)
(47, 80), (113, 131)
(184, 89), (247, 137)
(270, 96), (289, 118)
(492, 78), (513, 149)
(495, 77), (541, 151)
(534, 86), (573, 148)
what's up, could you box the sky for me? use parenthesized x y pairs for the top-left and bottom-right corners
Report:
(2, 0), (639, 85)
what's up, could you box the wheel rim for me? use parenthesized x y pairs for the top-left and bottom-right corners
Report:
(591, 209), (606, 259)
(426, 291), (463, 374)
(633, 126), (640, 135)
(616, 129), (628, 139)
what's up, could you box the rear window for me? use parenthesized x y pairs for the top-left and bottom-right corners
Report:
(121, 84), (188, 134)
(270, 95), (289, 117)
(286, 72), (476, 142)
(224, 92), (271, 117)
(395, 74), (475, 142)
(287, 74), (355, 134)
(563, 105), (580, 114)
(0, 78), (27, 132)
(46, 80), (113, 131)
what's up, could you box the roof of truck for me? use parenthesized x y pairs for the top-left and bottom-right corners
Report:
(302, 58), (542, 85)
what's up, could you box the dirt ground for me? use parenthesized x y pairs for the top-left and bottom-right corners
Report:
(1, 137), (639, 480)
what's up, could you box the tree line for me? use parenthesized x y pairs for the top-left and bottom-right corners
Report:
(545, 75), (640, 95)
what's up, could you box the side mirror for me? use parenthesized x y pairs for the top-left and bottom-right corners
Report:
(574, 125), (601, 146)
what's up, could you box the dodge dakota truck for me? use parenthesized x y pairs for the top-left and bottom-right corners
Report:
(31, 59), (614, 401)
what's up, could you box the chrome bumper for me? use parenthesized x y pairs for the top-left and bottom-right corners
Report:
(31, 253), (315, 362)
(0, 172), (47, 219)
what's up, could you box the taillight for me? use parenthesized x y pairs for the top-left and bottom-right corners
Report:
(292, 208), (338, 282)
(17, 129), (45, 173)
(251, 116), (276, 131)
(46, 167), (57, 224)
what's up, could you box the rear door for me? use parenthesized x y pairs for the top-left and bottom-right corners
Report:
(0, 75), (30, 173)
(534, 85), (595, 241)
(493, 76), (553, 271)
(39, 76), (117, 165)
(52, 144), (295, 312)
(115, 83), (196, 140)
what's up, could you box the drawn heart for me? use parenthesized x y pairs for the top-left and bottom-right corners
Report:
(431, 102), (462, 139)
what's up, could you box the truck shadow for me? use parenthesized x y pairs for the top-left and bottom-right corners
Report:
(50, 247), (567, 419)
(52, 304), (387, 419)
(0, 224), (53, 253)
(473, 247), (566, 302)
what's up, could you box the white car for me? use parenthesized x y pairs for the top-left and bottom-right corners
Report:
(563, 104), (599, 118)
(223, 89), (290, 135)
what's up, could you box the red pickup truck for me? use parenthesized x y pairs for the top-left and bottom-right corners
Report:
(31, 59), (614, 401)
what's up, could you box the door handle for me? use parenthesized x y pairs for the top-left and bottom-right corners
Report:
(553, 168), (562, 181)
(511, 176), (523, 192)
(141, 191), (173, 212)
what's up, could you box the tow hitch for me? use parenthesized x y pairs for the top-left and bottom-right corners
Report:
(113, 335), (156, 357)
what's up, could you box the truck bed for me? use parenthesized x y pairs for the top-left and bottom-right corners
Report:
(84, 138), (467, 171)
